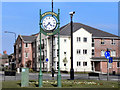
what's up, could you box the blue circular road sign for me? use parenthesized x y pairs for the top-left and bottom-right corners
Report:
(46, 58), (48, 62)
(104, 51), (110, 59)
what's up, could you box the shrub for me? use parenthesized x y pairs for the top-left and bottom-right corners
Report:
(29, 68), (33, 73)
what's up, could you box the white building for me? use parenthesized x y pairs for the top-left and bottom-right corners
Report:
(33, 23), (94, 72)
(45, 23), (93, 72)
(15, 22), (120, 73)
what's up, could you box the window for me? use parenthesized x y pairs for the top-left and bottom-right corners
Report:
(77, 37), (80, 42)
(101, 50), (105, 56)
(57, 62), (59, 69)
(92, 38), (94, 42)
(64, 52), (66, 55)
(19, 43), (21, 47)
(77, 49), (81, 54)
(92, 43), (94, 47)
(83, 62), (87, 66)
(42, 39), (44, 45)
(16, 45), (18, 49)
(92, 49), (94, 56)
(92, 38), (94, 47)
(77, 61), (81, 66)
(83, 37), (87, 42)
(111, 50), (116, 57)
(25, 53), (28, 58)
(79, 62), (81, 66)
(45, 50), (47, 56)
(64, 39), (66, 42)
(19, 54), (21, 57)
(111, 39), (115, 45)
(25, 43), (28, 47)
(83, 49), (87, 54)
(57, 49), (59, 57)
(33, 53), (35, 58)
(117, 62), (120, 68)
(101, 39), (105, 44)
(33, 43), (35, 47)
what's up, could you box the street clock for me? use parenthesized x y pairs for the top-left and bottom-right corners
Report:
(39, 9), (61, 87)
(40, 10), (60, 36)
(42, 16), (57, 31)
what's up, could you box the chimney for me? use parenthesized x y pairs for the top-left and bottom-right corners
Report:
(3, 51), (7, 54)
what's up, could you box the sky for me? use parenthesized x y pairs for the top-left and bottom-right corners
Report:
(1, 2), (118, 55)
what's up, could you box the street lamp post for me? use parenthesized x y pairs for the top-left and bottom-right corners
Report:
(4, 31), (16, 70)
(4, 31), (16, 43)
(69, 11), (75, 80)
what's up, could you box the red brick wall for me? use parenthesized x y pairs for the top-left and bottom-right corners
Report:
(101, 61), (120, 74)
(15, 35), (33, 68)
(22, 42), (33, 68)
(15, 36), (22, 68)
(94, 38), (120, 74)
(94, 38), (119, 57)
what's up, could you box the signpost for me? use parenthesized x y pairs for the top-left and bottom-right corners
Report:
(46, 58), (48, 62)
(109, 57), (113, 63)
(104, 51), (110, 59)
(104, 49), (113, 81)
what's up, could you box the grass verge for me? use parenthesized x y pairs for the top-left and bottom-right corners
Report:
(2, 79), (118, 88)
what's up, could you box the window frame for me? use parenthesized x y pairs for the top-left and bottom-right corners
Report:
(101, 39), (105, 45)
(83, 37), (87, 42)
(117, 62), (120, 68)
(83, 49), (87, 54)
(111, 39), (115, 45)
(25, 43), (29, 48)
(101, 50), (105, 56)
(83, 62), (87, 66)
(25, 52), (28, 58)
(77, 49), (81, 54)
(64, 39), (67, 43)
(77, 37), (81, 42)
(92, 49), (94, 56)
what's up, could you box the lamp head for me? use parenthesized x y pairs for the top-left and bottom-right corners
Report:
(4, 31), (8, 33)
(69, 11), (75, 15)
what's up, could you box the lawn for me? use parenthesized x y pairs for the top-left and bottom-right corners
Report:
(2, 79), (119, 88)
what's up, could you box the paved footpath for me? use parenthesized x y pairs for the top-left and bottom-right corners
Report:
(0, 71), (119, 81)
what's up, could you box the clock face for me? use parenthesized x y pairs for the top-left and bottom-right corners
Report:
(42, 16), (57, 31)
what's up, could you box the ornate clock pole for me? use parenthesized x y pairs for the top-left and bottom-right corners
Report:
(38, 9), (43, 87)
(39, 9), (61, 87)
(57, 9), (61, 87)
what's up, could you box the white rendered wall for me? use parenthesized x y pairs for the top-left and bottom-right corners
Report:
(59, 36), (71, 72)
(73, 28), (92, 72)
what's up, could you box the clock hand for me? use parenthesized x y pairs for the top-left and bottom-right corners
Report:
(46, 22), (50, 26)
(49, 23), (52, 26)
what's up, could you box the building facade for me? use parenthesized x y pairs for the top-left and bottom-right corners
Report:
(14, 23), (120, 74)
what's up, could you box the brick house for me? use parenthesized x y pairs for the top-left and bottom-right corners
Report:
(91, 37), (120, 74)
(14, 35), (36, 69)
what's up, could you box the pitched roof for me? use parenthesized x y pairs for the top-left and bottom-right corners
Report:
(21, 35), (37, 43)
(60, 23), (118, 37)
